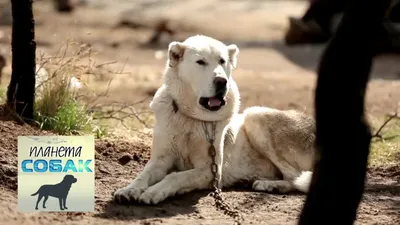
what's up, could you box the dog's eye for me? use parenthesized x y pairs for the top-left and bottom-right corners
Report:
(196, 60), (206, 66)
(219, 58), (226, 65)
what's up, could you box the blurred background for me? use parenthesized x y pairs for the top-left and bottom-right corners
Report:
(0, 1), (399, 225)
(0, 0), (398, 155)
(0, 0), (399, 121)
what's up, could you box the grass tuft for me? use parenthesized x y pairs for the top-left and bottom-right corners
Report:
(369, 115), (400, 167)
(32, 41), (103, 136)
(31, 40), (151, 138)
(35, 96), (92, 135)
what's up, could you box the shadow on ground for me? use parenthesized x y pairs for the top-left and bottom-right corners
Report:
(365, 183), (400, 195)
(233, 39), (400, 80)
(95, 191), (208, 220)
(93, 183), (306, 222)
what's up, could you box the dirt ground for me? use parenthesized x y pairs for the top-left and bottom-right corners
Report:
(0, 0), (400, 225)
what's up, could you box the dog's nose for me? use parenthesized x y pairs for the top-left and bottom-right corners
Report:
(214, 77), (227, 94)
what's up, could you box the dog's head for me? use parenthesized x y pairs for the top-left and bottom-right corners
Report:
(163, 35), (240, 121)
(62, 174), (78, 184)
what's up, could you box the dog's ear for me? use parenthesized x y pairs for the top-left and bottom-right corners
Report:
(168, 41), (186, 68)
(227, 44), (239, 69)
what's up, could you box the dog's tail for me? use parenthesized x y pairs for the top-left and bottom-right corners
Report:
(293, 171), (313, 193)
(31, 190), (39, 196)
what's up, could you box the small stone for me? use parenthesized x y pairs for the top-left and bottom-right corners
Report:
(0, 164), (17, 177)
(133, 153), (141, 162)
(110, 42), (120, 48)
(119, 154), (132, 165)
(98, 165), (111, 175)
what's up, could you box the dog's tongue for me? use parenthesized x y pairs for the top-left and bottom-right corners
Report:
(208, 97), (222, 107)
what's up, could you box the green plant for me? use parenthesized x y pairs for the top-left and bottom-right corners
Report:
(31, 40), (148, 138)
(32, 41), (101, 136)
(35, 96), (92, 135)
(92, 124), (108, 139)
(368, 114), (400, 166)
(0, 86), (5, 104)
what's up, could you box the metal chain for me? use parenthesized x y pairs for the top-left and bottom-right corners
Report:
(202, 121), (243, 225)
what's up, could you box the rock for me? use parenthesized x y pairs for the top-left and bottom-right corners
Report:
(0, 164), (17, 177)
(106, 142), (112, 148)
(118, 154), (132, 165)
(132, 153), (141, 162)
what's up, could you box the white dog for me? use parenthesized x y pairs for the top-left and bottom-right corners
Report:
(113, 35), (317, 204)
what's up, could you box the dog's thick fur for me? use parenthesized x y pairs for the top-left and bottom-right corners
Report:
(31, 174), (77, 210)
(113, 35), (318, 205)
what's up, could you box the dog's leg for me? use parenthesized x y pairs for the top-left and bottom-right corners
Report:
(139, 167), (212, 204)
(248, 144), (302, 181)
(58, 198), (64, 210)
(63, 197), (68, 209)
(35, 194), (43, 210)
(137, 124), (226, 205)
(42, 195), (48, 209)
(244, 109), (311, 191)
(252, 179), (294, 193)
(244, 110), (303, 179)
(113, 154), (175, 203)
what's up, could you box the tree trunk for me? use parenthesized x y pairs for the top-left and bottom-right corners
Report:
(7, 0), (36, 122)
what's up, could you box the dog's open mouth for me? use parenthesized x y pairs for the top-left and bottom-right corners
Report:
(199, 93), (226, 111)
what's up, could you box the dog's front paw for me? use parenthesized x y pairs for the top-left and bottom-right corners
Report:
(138, 186), (171, 205)
(113, 184), (146, 204)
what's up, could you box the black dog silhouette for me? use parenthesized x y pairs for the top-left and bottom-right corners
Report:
(31, 174), (78, 210)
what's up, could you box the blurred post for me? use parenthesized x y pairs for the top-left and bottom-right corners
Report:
(297, 0), (391, 224)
